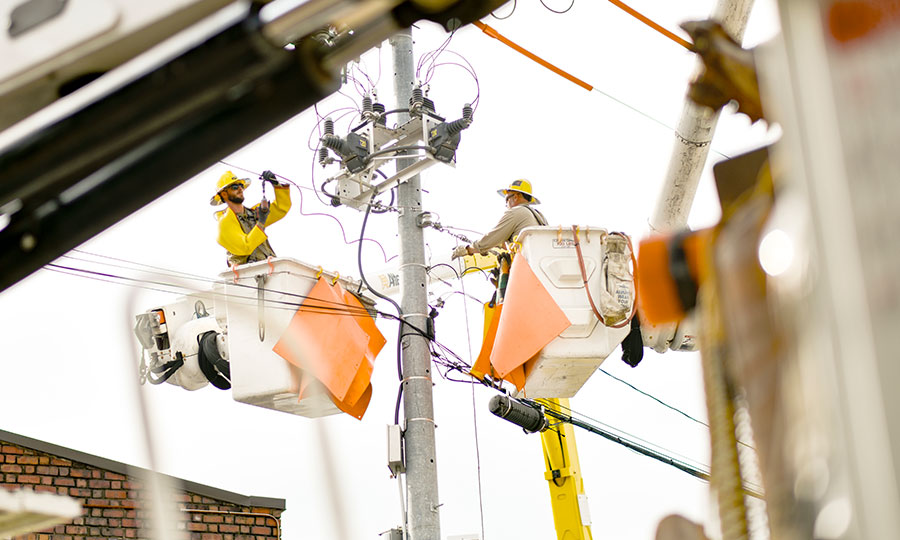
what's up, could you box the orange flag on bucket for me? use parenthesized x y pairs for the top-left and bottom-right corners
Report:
(471, 302), (526, 390)
(273, 277), (385, 419)
(490, 254), (571, 380)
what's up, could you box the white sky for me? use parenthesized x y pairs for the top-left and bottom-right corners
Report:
(0, 1), (782, 538)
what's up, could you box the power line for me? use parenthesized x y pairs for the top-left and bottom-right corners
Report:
(598, 368), (708, 427)
(597, 368), (756, 451)
(525, 397), (765, 499)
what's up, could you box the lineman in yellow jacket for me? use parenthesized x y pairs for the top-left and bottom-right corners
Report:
(211, 170), (292, 266)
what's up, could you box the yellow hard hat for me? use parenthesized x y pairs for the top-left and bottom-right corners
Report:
(498, 179), (540, 204)
(210, 171), (251, 206)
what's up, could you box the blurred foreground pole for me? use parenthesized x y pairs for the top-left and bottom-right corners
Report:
(391, 28), (441, 539)
(650, 0), (755, 232)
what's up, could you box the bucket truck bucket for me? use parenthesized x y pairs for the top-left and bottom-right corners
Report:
(222, 258), (382, 418)
(514, 226), (634, 398)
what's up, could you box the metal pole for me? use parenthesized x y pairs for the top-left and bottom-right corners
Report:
(390, 28), (441, 540)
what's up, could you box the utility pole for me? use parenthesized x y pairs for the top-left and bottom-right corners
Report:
(390, 28), (441, 539)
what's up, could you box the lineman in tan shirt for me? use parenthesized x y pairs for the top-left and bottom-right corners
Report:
(451, 179), (548, 259)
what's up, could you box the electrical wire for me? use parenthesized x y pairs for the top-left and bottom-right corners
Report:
(60, 241), (738, 495)
(599, 368), (708, 427)
(598, 368), (756, 451)
(534, 397), (713, 473)
(490, 0), (516, 20)
(354, 193), (409, 426)
(469, 21), (730, 159)
(540, 0), (575, 15)
(416, 30), (456, 85)
(44, 263), (375, 320)
(217, 160), (397, 264)
(457, 244), (486, 540)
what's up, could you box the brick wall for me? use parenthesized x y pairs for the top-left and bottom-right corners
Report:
(1, 440), (283, 540)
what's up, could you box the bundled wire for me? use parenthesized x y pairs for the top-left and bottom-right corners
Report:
(47, 259), (375, 321)
(49, 248), (743, 490)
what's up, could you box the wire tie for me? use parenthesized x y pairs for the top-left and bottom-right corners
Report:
(585, 227), (590, 243)
(331, 272), (340, 285)
(557, 225), (563, 243)
(266, 256), (275, 275)
(231, 263), (240, 284)
(315, 266), (324, 279)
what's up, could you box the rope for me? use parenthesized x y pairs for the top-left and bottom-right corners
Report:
(606, 0), (692, 50)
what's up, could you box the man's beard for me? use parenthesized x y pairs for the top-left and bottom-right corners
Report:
(226, 192), (244, 205)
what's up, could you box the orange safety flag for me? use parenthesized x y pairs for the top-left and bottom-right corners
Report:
(471, 302), (527, 390)
(273, 277), (386, 419)
(330, 282), (382, 419)
(490, 254), (571, 380)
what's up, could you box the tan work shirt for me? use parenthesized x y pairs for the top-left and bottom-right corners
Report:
(472, 204), (548, 253)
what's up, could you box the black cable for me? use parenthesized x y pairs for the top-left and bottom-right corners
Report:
(598, 368), (708, 427)
(490, 0), (516, 19)
(541, 405), (712, 482)
(540, 0), (575, 14)
(462, 266), (492, 280)
(350, 108), (411, 132)
(46, 263), (375, 319)
(368, 169), (395, 214)
(598, 368), (756, 451)
(356, 194), (407, 417)
(428, 262), (461, 280)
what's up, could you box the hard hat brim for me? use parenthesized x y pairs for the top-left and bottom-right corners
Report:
(497, 188), (540, 205)
(209, 178), (251, 206)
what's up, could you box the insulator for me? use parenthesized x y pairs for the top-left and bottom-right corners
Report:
(373, 102), (386, 125)
(411, 86), (424, 106)
(320, 133), (348, 154)
(463, 103), (473, 121)
(323, 117), (334, 136)
(423, 97), (435, 112)
(444, 117), (470, 137)
(318, 147), (329, 165)
(488, 395), (548, 434)
(362, 95), (373, 113)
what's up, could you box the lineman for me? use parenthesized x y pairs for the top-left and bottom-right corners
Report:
(211, 170), (292, 266)
(451, 179), (548, 259)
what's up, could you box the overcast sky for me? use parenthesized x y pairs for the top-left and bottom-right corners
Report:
(0, 1), (781, 538)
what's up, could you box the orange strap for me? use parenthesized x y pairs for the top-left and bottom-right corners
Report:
(473, 5), (690, 91)
(473, 21), (594, 91)
(607, 0), (692, 50)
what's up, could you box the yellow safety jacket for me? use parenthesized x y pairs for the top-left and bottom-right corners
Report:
(215, 186), (291, 266)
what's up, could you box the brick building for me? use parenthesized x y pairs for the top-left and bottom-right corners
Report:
(0, 429), (284, 540)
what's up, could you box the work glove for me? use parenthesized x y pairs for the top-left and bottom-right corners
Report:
(256, 200), (270, 225)
(261, 170), (283, 187)
(451, 245), (470, 260)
